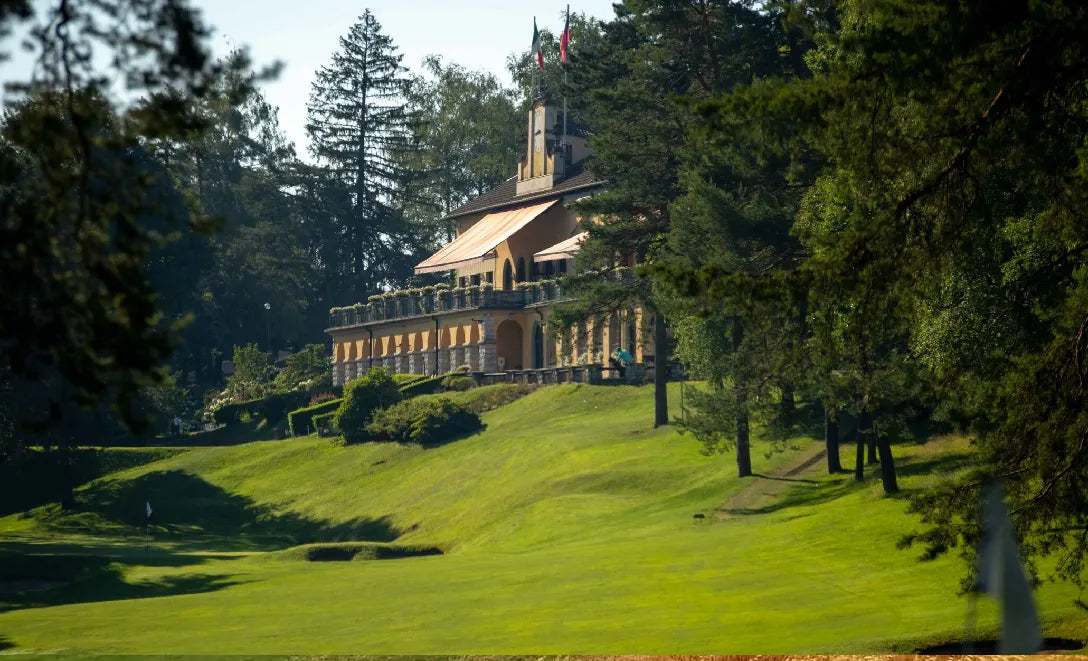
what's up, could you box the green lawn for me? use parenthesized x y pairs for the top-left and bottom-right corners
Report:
(0, 383), (1084, 655)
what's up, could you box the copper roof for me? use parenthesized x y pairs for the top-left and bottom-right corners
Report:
(534, 231), (587, 262)
(415, 199), (559, 275)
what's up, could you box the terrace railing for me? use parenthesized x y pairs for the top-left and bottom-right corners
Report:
(327, 280), (579, 330)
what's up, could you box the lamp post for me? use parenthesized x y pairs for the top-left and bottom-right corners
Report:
(263, 302), (271, 354)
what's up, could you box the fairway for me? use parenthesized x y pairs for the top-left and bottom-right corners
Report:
(0, 384), (1084, 655)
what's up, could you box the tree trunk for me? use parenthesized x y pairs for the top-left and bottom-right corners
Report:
(653, 312), (668, 428)
(736, 401), (752, 477)
(732, 315), (751, 477)
(876, 432), (899, 494)
(779, 382), (795, 422)
(854, 420), (865, 482)
(866, 419), (879, 465)
(825, 406), (842, 473)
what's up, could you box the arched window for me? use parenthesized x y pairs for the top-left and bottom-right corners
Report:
(502, 259), (513, 291)
(516, 257), (526, 282)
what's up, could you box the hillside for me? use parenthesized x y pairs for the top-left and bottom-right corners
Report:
(0, 383), (1085, 654)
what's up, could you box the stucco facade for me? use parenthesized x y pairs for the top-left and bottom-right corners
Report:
(326, 99), (654, 386)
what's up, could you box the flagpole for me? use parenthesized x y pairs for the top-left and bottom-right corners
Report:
(562, 4), (569, 153)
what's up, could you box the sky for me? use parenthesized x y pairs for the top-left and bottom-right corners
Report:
(2, 0), (619, 155)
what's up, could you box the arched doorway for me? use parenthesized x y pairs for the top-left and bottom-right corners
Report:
(496, 319), (523, 371)
(516, 257), (526, 283)
(532, 322), (544, 369)
(502, 259), (513, 290)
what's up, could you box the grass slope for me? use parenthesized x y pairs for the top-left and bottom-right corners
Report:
(0, 383), (1084, 654)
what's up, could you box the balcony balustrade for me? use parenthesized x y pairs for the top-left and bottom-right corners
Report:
(326, 281), (571, 330)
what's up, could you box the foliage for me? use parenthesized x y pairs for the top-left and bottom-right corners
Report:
(333, 367), (402, 444)
(274, 345), (330, 392)
(306, 10), (424, 300)
(365, 397), (482, 446)
(311, 412), (337, 437)
(398, 375), (445, 399)
(213, 390), (311, 427)
(419, 383), (537, 414)
(287, 398), (343, 437)
(225, 343), (273, 402)
(440, 374), (476, 392)
(391, 374), (427, 387)
(402, 56), (521, 245)
(137, 374), (193, 435)
(308, 392), (338, 407)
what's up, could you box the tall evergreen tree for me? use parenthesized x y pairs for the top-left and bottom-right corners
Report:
(306, 10), (422, 302)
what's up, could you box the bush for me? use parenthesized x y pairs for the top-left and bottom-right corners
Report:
(288, 398), (342, 437)
(399, 375), (445, 398)
(214, 390), (310, 426)
(444, 383), (537, 413)
(312, 412), (337, 437)
(308, 392), (338, 407)
(334, 367), (402, 444)
(441, 373), (476, 391)
(391, 373), (427, 387)
(365, 397), (482, 446)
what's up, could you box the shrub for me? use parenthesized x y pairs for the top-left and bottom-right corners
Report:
(399, 375), (444, 398)
(391, 373), (427, 387)
(214, 390), (310, 426)
(312, 412), (337, 437)
(288, 398), (342, 436)
(333, 367), (402, 444)
(445, 383), (536, 413)
(441, 374), (476, 391)
(365, 397), (482, 446)
(308, 392), (338, 407)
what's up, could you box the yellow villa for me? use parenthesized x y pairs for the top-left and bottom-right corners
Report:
(326, 99), (653, 386)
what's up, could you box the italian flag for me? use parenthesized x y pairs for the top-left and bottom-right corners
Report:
(532, 18), (544, 71)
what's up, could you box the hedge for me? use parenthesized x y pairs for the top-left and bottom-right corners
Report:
(365, 397), (481, 446)
(398, 374), (445, 398)
(440, 373), (476, 391)
(214, 383), (344, 426)
(288, 398), (342, 437)
(392, 373), (427, 387)
(312, 412), (337, 436)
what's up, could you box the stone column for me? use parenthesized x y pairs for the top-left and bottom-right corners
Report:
(438, 347), (451, 374)
(477, 313), (498, 373)
(383, 355), (395, 371)
(420, 351), (433, 377)
(333, 361), (346, 387)
(450, 346), (464, 370)
(355, 359), (368, 380)
(397, 354), (410, 374)
(408, 351), (421, 375)
(464, 344), (479, 372)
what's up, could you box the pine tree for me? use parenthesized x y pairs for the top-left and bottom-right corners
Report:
(306, 10), (421, 301)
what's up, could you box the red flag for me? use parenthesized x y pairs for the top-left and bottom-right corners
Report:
(560, 10), (571, 63)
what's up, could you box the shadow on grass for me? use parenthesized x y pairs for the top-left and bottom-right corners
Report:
(0, 634), (11, 651)
(918, 638), (1085, 654)
(749, 473), (821, 484)
(0, 551), (242, 614)
(0, 447), (185, 517)
(719, 475), (859, 517)
(28, 469), (400, 551)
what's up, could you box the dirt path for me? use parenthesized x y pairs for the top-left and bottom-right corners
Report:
(714, 441), (828, 519)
